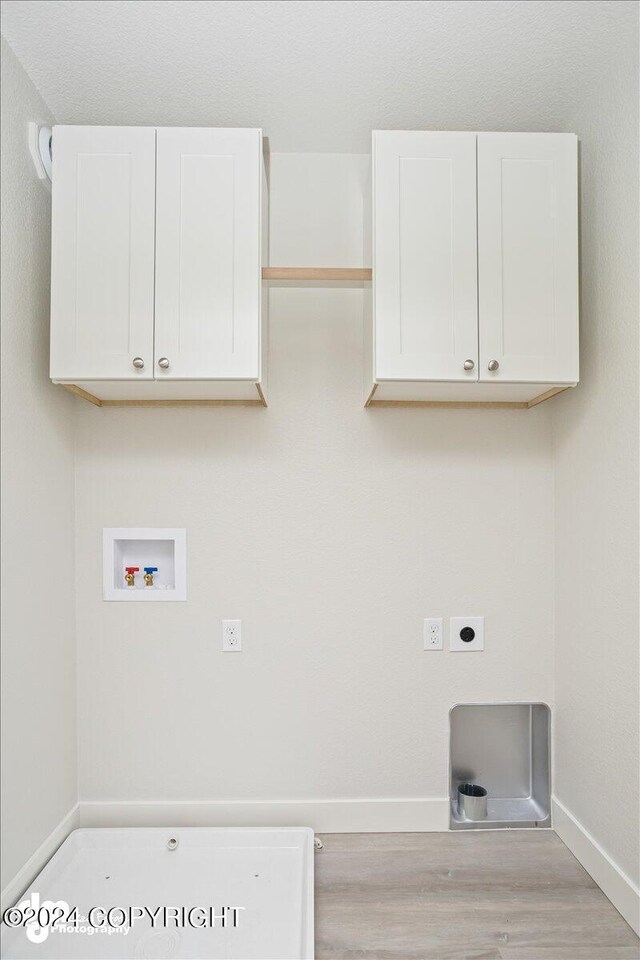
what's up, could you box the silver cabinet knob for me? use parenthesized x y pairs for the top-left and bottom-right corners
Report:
(157, 357), (170, 369)
(132, 357), (144, 369)
(463, 359), (475, 371)
(487, 359), (500, 372)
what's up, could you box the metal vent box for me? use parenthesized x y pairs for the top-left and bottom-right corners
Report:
(450, 702), (551, 829)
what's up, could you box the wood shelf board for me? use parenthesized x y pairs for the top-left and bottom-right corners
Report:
(262, 267), (371, 282)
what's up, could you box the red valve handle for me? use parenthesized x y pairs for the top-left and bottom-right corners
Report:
(125, 567), (139, 573)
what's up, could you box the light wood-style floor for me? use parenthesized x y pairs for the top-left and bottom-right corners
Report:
(314, 831), (639, 960)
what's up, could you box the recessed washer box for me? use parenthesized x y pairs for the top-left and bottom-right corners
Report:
(103, 528), (186, 601)
(449, 702), (551, 830)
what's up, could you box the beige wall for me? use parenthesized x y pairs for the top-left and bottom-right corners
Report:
(1, 33), (636, 915)
(74, 153), (556, 805)
(553, 46), (639, 884)
(0, 39), (76, 890)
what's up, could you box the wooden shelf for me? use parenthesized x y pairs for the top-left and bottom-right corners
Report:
(262, 267), (371, 282)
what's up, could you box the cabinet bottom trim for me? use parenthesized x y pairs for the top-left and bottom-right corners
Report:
(366, 385), (571, 409)
(61, 384), (267, 407)
(62, 383), (570, 410)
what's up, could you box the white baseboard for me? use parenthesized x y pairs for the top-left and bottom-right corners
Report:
(1, 803), (79, 913)
(552, 795), (640, 935)
(78, 797), (450, 833)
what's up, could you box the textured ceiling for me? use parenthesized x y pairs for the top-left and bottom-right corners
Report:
(1, 0), (637, 152)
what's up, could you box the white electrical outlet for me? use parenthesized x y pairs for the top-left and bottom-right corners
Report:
(424, 618), (444, 650)
(449, 616), (484, 652)
(222, 619), (242, 652)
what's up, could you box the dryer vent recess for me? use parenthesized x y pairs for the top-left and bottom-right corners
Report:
(450, 702), (550, 830)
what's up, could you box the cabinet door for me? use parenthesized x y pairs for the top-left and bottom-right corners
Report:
(478, 133), (578, 383)
(154, 128), (262, 380)
(373, 131), (478, 381)
(50, 126), (156, 380)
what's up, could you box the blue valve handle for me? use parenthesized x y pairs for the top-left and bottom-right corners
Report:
(144, 567), (158, 574)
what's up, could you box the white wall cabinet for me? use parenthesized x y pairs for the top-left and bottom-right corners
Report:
(50, 126), (266, 405)
(372, 131), (478, 383)
(477, 133), (578, 387)
(50, 126), (156, 382)
(366, 130), (579, 407)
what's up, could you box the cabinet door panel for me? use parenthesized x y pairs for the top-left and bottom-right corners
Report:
(478, 133), (578, 383)
(374, 131), (478, 381)
(50, 126), (156, 380)
(154, 128), (261, 380)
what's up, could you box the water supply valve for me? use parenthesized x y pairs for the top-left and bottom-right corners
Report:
(143, 567), (158, 587)
(124, 566), (139, 587)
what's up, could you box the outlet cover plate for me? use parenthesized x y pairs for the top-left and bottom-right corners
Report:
(222, 619), (242, 652)
(450, 616), (484, 652)
(424, 617), (444, 650)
